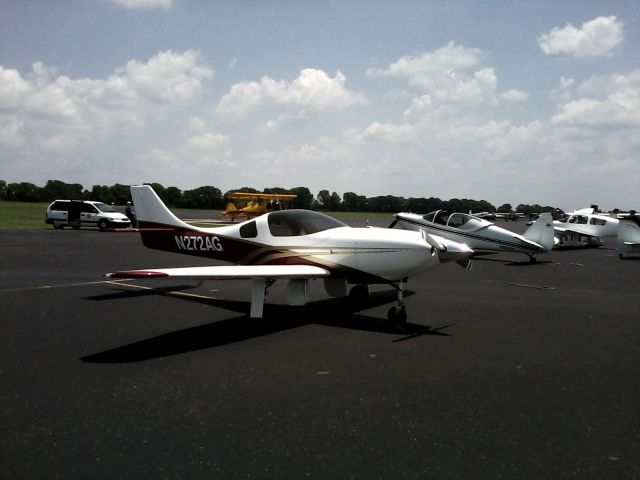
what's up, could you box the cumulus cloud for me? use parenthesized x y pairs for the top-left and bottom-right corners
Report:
(0, 50), (214, 188)
(552, 70), (640, 127)
(108, 0), (172, 10)
(216, 68), (366, 119)
(538, 16), (623, 58)
(0, 50), (213, 154)
(367, 42), (499, 106)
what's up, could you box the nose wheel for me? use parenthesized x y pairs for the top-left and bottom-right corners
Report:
(388, 281), (407, 324)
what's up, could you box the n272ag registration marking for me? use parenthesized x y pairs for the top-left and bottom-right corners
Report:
(175, 235), (224, 252)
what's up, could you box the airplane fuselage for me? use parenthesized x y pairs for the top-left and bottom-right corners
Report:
(395, 212), (546, 255)
(138, 211), (439, 284)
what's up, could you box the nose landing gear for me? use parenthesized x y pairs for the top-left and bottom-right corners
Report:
(388, 281), (407, 324)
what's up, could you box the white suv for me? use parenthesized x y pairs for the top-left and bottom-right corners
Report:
(45, 200), (132, 230)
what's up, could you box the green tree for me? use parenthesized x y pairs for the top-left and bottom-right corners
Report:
(42, 180), (83, 201)
(182, 186), (223, 209)
(316, 190), (331, 210)
(8, 182), (42, 202)
(165, 186), (182, 207)
(290, 187), (313, 209)
(497, 203), (512, 213)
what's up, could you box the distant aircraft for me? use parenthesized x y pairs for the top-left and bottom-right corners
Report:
(494, 212), (526, 221)
(617, 214), (640, 258)
(222, 192), (298, 220)
(469, 211), (496, 221)
(553, 208), (619, 248)
(391, 210), (554, 262)
(106, 186), (472, 323)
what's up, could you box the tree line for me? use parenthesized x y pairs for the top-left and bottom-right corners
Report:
(0, 179), (557, 214)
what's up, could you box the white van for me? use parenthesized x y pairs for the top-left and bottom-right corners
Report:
(45, 200), (131, 230)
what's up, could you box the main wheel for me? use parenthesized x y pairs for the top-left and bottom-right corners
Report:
(388, 305), (407, 324)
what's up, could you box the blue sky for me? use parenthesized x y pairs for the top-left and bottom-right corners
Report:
(1, 0), (638, 210)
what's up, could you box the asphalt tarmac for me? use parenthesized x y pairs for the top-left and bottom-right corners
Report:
(1, 219), (639, 479)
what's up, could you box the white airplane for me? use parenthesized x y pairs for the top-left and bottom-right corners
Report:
(105, 185), (472, 323)
(617, 215), (640, 258)
(552, 208), (619, 248)
(391, 210), (555, 262)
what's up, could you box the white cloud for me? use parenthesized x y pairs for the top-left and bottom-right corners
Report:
(0, 66), (31, 108)
(552, 70), (640, 127)
(108, 0), (172, 10)
(0, 50), (213, 155)
(368, 43), (498, 105)
(499, 89), (529, 102)
(361, 122), (416, 143)
(538, 16), (623, 58)
(216, 68), (366, 119)
(186, 132), (231, 151)
(0, 50), (214, 188)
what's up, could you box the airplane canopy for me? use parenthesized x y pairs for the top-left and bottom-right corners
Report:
(267, 209), (347, 237)
(422, 210), (491, 232)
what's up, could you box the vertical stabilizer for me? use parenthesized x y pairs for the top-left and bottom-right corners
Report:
(617, 218), (640, 251)
(130, 185), (190, 228)
(523, 212), (554, 251)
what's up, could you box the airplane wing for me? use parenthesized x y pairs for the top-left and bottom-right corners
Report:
(229, 192), (298, 200)
(553, 227), (602, 247)
(105, 264), (330, 280)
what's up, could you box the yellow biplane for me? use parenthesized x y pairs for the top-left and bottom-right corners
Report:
(222, 192), (298, 220)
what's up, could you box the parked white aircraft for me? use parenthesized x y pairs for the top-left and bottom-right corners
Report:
(391, 210), (554, 262)
(617, 215), (640, 258)
(105, 186), (472, 322)
(553, 208), (619, 248)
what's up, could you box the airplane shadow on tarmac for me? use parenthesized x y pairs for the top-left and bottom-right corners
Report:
(82, 286), (453, 363)
(471, 256), (554, 267)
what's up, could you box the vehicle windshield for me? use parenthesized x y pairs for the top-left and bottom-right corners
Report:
(268, 210), (346, 237)
(94, 202), (117, 213)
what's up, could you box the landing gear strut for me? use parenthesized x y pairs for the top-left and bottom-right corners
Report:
(387, 281), (407, 324)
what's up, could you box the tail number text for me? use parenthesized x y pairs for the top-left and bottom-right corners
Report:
(175, 235), (223, 252)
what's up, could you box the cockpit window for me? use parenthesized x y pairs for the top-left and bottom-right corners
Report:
(240, 221), (258, 238)
(267, 210), (346, 237)
(423, 210), (448, 225)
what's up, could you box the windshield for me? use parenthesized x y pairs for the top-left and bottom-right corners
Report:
(94, 202), (117, 213)
(268, 210), (346, 237)
(423, 210), (448, 225)
(447, 213), (484, 230)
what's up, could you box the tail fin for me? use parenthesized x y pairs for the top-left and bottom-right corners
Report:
(523, 212), (554, 251)
(130, 185), (191, 229)
(618, 218), (640, 247)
